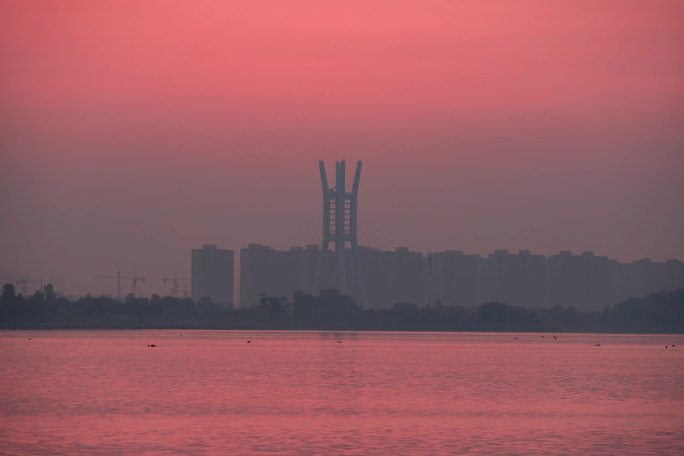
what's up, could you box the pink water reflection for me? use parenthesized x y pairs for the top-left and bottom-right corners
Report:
(1, 331), (683, 454)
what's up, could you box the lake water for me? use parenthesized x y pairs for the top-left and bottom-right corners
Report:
(1, 331), (683, 455)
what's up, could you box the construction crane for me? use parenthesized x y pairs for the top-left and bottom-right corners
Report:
(94, 270), (123, 300)
(94, 270), (148, 299)
(130, 272), (146, 297)
(162, 272), (189, 298)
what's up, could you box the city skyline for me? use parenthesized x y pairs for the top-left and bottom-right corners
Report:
(3, 242), (683, 305)
(1, 1), (683, 297)
(2, 155), (684, 298)
(1, 3), (683, 453)
(3, 158), (682, 297)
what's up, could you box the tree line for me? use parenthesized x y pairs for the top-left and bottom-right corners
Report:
(1, 283), (683, 332)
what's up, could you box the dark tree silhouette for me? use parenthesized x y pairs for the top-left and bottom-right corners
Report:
(43, 283), (56, 302)
(2, 283), (16, 300)
(0, 283), (682, 332)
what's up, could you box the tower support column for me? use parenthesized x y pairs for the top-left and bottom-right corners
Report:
(312, 160), (367, 308)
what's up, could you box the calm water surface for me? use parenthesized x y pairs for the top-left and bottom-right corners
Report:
(1, 331), (683, 455)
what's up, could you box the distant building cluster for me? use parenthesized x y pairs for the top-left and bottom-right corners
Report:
(191, 244), (234, 306)
(234, 244), (684, 311)
(5, 244), (682, 311)
(239, 244), (426, 309)
(430, 249), (684, 311)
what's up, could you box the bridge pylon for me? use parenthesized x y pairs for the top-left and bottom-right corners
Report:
(312, 160), (368, 308)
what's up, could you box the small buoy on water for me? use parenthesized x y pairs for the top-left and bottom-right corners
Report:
(247, 340), (251, 344)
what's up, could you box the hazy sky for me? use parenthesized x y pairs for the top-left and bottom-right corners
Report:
(1, 1), (683, 296)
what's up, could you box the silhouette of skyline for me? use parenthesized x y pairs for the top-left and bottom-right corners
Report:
(1, 1), (683, 296)
(1, 3), (683, 454)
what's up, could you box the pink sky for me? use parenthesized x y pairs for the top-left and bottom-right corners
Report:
(1, 0), (683, 295)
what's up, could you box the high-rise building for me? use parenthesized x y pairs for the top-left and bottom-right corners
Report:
(239, 243), (428, 309)
(429, 250), (481, 307)
(240, 244), (330, 307)
(361, 246), (427, 309)
(191, 244), (234, 307)
(238, 242), (684, 311)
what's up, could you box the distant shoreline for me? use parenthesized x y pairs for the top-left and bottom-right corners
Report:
(2, 287), (683, 334)
(1, 322), (681, 334)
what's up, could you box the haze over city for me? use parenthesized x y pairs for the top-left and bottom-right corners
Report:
(2, 2), (684, 455)
(1, 1), (683, 297)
